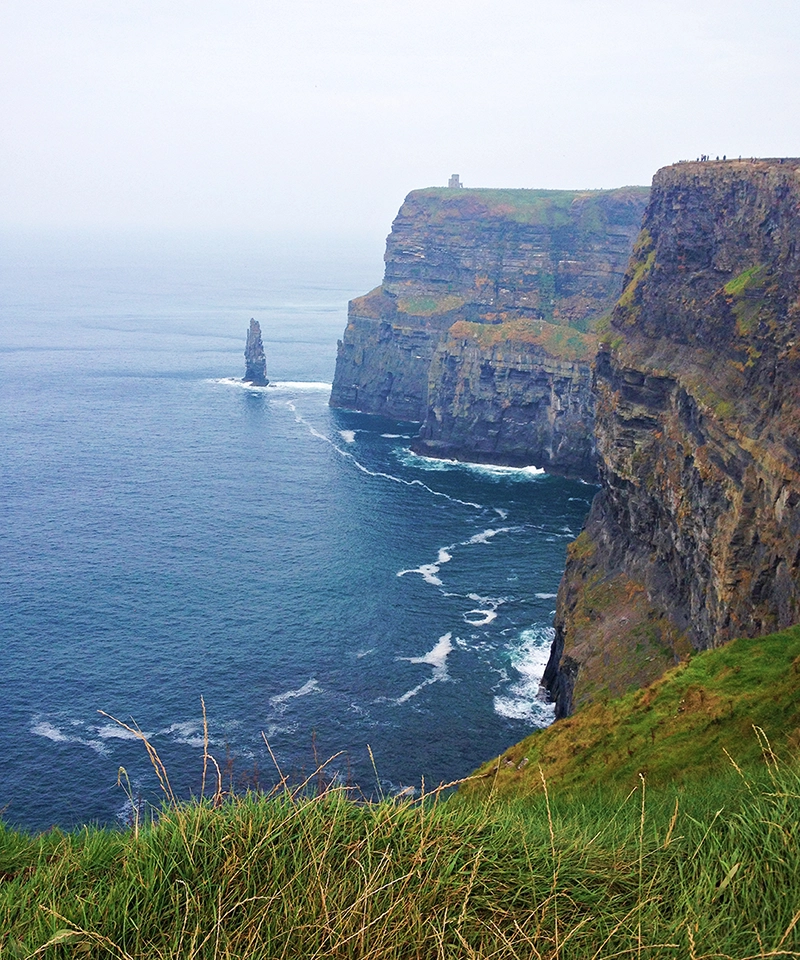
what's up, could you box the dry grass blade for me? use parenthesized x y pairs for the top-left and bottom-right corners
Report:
(97, 710), (175, 806)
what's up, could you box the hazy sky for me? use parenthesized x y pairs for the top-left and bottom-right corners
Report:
(2, 0), (798, 238)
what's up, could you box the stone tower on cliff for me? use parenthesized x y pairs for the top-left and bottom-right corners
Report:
(243, 318), (268, 385)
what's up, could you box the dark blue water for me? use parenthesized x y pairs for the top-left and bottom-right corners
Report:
(0, 231), (593, 832)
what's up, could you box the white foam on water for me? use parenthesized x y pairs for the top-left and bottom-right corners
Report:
(95, 723), (151, 741)
(463, 609), (497, 626)
(398, 541), (457, 586)
(466, 526), (512, 545)
(395, 633), (454, 704)
(399, 449), (548, 480)
(270, 678), (321, 708)
(273, 381), (332, 391)
(467, 592), (506, 606)
(493, 626), (557, 726)
(462, 592), (506, 627)
(209, 378), (331, 394)
(402, 632), (453, 669)
(381, 433), (411, 439)
(31, 720), (70, 743)
(284, 401), (483, 510)
(355, 648), (375, 659)
(495, 508), (509, 520)
(159, 720), (206, 748)
(397, 529), (515, 592)
(210, 377), (271, 392)
(339, 430), (357, 443)
(30, 719), (108, 755)
(397, 563), (443, 586)
(535, 592), (558, 600)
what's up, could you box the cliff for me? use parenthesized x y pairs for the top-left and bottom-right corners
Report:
(413, 319), (598, 477)
(544, 159), (800, 716)
(330, 187), (649, 476)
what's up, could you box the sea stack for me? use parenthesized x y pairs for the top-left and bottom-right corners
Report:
(243, 318), (268, 385)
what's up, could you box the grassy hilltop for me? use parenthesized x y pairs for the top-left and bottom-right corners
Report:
(1, 627), (799, 958)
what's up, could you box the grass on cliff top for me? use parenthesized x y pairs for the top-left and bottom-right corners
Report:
(449, 318), (598, 362)
(2, 753), (799, 958)
(465, 625), (800, 802)
(410, 186), (650, 229)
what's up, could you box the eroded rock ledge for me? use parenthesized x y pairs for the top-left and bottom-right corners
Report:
(544, 159), (800, 716)
(330, 186), (649, 479)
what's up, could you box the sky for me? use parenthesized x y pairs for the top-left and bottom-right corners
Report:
(2, 0), (798, 240)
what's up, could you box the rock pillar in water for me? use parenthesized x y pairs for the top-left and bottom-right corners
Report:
(244, 318), (268, 385)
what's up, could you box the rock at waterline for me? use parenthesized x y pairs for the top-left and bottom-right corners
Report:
(244, 318), (269, 385)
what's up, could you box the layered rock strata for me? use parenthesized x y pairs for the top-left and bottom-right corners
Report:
(331, 187), (649, 474)
(544, 159), (800, 716)
(244, 318), (268, 385)
(413, 320), (598, 478)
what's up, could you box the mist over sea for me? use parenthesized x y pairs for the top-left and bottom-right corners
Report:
(0, 231), (593, 831)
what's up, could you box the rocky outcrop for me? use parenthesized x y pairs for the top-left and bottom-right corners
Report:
(244, 318), (268, 385)
(331, 186), (649, 471)
(544, 159), (800, 717)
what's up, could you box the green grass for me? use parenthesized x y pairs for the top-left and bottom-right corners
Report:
(2, 763), (799, 958)
(410, 186), (650, 230)
(724, 264), (766, 297)
(2, 627), (799, 958)
(468, 626), (800, 799)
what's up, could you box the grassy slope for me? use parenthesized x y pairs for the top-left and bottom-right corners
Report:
(2, 765), (799, 959)
(2, 627), (799, 958)
(465, 626), (800, 799)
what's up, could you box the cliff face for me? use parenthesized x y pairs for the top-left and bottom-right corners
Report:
(331, 187), (649, 473)
(545, 159), (800, 716)
(413, 319), (598, 477)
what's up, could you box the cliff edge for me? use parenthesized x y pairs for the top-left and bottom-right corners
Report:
(330, 186), (648, 478)
(544, 159), (800, 716)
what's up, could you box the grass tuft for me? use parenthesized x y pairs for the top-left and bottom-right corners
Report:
(1, 737), (799, 957)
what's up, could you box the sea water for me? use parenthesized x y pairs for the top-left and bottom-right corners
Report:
(0, 231), (594, 832)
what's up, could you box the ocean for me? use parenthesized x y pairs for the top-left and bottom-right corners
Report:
(0, 230), (594, 832)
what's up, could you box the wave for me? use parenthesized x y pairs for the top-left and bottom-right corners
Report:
(30, 719), (109, 756)
(209, 378), (331, 393)
(339, 430), (357, 443)
(492, 626), (557, 725)
(535, 592), (558, 600)
(157, 720), (206, 748)
(95, 723), (152, 741)
(394, 633), (454, 704)
(397, 562), (444, 586)
(269, 678), (321, 708)
(397, 528), (515, 603)
(398, 449), (547, 480)
(285, 400), (483, 509)
(466, 526), (513, 545)
(30, 713), (215, 758)
(463, 609), (497, 626)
